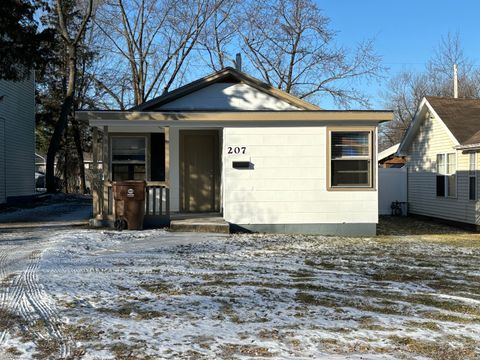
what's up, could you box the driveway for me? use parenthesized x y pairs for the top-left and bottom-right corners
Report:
(0, 195), (91, 230)
(0, 222), (479, 359)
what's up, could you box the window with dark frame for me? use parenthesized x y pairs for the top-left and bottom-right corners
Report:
(111, 137), (146, 181)
(330, 131), (372, 188)
(469, 153), (476, 201)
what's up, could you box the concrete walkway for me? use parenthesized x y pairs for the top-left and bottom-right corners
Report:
(170, 214), (230, 233)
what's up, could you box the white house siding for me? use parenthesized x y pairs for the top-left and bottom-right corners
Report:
(159, 83), (300, 111)
(0, 75), (35, 202)
(222, 127), (378, 232)
(406, 113), (476, 224)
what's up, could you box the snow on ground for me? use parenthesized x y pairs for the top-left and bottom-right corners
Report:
(0, 226), (480, 359)
(0, 195), (91, 224)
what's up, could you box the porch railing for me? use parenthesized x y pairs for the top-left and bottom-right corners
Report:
(101, 181), (170, 218)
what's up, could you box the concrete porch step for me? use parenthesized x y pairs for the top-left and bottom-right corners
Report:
(169, 216), (230, 234)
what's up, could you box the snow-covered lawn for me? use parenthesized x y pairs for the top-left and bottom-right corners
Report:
(0, 227), (479, 359)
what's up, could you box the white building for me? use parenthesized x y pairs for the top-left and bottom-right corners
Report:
(397, 96), (480, 228)
(0, 75), (36, 204)
(78, 68), (392, 235)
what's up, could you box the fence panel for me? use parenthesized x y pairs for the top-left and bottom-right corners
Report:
(379, 167), (407, 215)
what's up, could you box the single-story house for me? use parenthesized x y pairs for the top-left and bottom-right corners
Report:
(397, 96), (480, 228)
(0, 73), (36, 204)
(378, 143), (405, 168)
(77, 67), (393, 235)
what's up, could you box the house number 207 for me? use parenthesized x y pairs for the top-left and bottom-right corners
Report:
(227, 146), (246, 154)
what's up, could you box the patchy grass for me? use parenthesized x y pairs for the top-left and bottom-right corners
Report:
(388, 336), (478, 360)
(32, 338), (61, 360)
(220, 343), (275, 358)
(97, 303), (166, 320)
(5, 346), (23, 356)
(0, 308), (26, 332)
(404, 320), (441, 331)
(110, 342), (156, 360)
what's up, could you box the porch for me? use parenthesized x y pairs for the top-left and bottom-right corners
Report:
(89, 125), (223, 228)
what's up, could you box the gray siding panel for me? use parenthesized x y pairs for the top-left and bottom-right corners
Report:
(0, 74), (35, 200)
(0, 115), (5, 203)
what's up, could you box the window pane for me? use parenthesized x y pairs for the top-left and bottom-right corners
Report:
(447, 174), (456, 197)
(447, 153), (456, 174)
(469, 176), (476, 200)
(332, 132), (369, 158)
(112, 137), (146, 162)
(112, 164), (129, 181)
(470, 153), (476, 175)
(112, 164), (145, 181)
(436, 154), (445, 174)
(436, 175), (445, 196)
(133, 165), (146, 180)
(331, 160), (369, 186)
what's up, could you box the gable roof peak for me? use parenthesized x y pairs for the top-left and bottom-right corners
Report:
(132, 67), (321, 111)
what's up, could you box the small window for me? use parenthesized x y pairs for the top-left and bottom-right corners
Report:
(111, 137), (146, 181)
(469, 153), (476, 200)
(436, 153), (456, 198)
(330, 131), (372, 188)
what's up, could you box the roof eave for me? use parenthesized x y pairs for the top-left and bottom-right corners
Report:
(454, 143), (480, 151)
(77, 110), (393, 124)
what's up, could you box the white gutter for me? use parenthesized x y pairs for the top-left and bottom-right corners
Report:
(454, 143), (480, 151)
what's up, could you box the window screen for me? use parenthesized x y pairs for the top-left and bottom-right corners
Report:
(330, 131), (371, 187)
(112, 137), (145, 162)
(436, 153), (456, 198)
(111, 137), (146, 181)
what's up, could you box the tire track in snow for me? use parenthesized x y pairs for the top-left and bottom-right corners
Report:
(0, 241), (72, 358)
(0, 243), (22, 315)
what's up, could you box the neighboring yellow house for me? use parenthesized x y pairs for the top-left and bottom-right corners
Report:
(77, 67), (392, 235)
(398, 96), (480, 227)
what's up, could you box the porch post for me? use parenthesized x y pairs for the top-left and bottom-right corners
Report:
(164, 126), (170, 187)
(92, 127), (99, 217)
(102, 126), (110, 219)
(164, 126), (170, 216)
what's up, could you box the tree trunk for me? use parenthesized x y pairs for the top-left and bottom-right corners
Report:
(71, 116), (86, 194)
(63, 138), (68, 193)
(46, 46), (77, 193)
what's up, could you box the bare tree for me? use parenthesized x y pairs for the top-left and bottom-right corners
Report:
(380, 32), (480, 149)
(93, 0), (226, 108)
(379, 71), (429, 147)
(46, 0), (94, 193)
(198, 0), (239, 71)
(199, 0), (383, 108)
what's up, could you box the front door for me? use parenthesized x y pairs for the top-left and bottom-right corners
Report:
(180, 130), (220, 212)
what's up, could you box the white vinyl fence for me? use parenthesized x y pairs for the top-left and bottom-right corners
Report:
(378, 167), (407, 215)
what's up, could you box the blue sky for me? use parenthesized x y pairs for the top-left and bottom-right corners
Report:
(317, 0), (480, 109)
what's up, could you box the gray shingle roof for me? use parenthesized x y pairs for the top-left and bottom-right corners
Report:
(426, 96), (480, 145)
